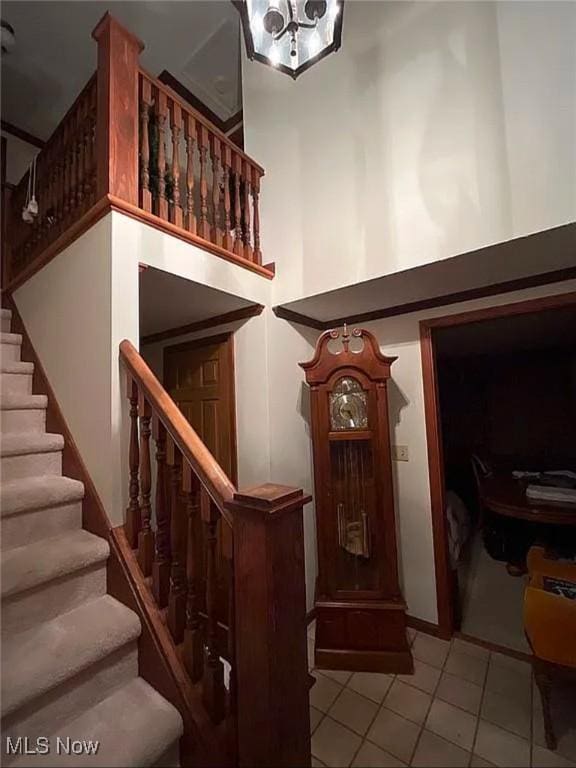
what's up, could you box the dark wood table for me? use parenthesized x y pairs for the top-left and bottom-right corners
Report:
(480, 475), (576, 574)
(481, 475), (576, 526)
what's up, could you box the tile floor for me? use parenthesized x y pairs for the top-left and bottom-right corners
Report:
(308, 623), (576, 767)
(458, 532), (530, 653)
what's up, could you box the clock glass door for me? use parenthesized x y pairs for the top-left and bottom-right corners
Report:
(329, 438), (381, 594)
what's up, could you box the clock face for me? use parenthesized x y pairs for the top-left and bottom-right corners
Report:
(330, 377), (368, 430)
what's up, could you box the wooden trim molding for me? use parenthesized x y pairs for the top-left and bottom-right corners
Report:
(141, 304), (264, 346)
(420, 290), (576, 639)
(272, 305), (326, 331)
(406, 615), (446, 640)
(1, 119), (46, 149)
(158, 71), (243, 136)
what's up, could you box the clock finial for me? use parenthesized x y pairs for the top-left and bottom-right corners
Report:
(342, 322), (350, 351)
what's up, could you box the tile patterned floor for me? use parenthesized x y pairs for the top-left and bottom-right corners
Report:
(308, 623), (576, 768)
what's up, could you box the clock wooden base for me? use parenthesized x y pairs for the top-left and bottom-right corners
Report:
(314, 598), (414, 674)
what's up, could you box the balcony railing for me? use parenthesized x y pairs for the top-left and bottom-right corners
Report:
(3, 13), (271, 290)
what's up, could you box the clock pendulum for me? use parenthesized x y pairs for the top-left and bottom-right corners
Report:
(300, 326), (413, 674)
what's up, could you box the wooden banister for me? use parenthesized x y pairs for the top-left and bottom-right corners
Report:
(4, 14), (270, 289)
(139, 67), (264, 175)
(138, 69), (266, 268)
(120, 340), (311, 767)
(120, 340), (235, 520)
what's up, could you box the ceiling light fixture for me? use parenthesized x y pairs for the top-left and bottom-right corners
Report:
(234, 0), (344, 79)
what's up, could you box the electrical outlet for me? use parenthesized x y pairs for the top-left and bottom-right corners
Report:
(393, 445), (409, 462)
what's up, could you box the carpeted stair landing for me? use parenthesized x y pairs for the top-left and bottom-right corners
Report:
(1, 308), (183, 767)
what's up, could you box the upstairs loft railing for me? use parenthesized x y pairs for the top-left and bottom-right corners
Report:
(3, 13), (271, 291)
(119, 340), (310, 768)
(139, 70), (263, 266)
(6, 74), (98, 283)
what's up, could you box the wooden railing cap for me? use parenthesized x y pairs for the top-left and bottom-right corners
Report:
(227, 483), (312, 517)
(92, 11), (145, 53)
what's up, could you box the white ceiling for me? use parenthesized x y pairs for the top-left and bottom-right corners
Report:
(2, 1), (242, 141)
(139, 266), (254, 338)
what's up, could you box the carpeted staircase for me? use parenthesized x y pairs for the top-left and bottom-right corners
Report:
(1, 307), (183, 767)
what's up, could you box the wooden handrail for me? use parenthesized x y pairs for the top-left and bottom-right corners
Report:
(140, 67), (264, 176)
(120, 339), (235, 523)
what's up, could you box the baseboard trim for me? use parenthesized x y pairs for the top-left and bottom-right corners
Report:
(406, 614), (450, 640)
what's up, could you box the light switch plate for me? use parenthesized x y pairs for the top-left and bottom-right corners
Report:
(393, 445), (409, 462)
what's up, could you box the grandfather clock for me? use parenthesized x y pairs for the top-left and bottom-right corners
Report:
(300, 326), (413, 673)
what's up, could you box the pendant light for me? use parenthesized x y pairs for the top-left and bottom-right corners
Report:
(234, 0), (344, 79)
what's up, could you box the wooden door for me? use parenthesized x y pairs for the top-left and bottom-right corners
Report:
(164, 333), (237, 655)
(164, 333), (237, 483)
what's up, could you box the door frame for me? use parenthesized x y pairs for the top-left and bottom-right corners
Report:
(163, 331), (238, 485)
(420, 290), (576, 639)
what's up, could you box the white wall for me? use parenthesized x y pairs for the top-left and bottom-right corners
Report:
(15, 215), (109, 517)
(112, 213), (271, 310)
(243, 1), (576, 305)
(2, 131), (39, 186)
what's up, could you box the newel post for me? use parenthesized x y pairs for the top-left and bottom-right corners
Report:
(225, 483), (312, 768)
(92, 12), (143, 205)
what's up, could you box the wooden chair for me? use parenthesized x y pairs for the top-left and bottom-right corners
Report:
(524, 546), (576, 750)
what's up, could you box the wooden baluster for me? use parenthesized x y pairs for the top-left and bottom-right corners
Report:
(69, 114), (78, 215)
(252, 167), (262, 265)
(137, 397), (153, 575)
(88, 81), (97, 204)
(201, 488), (225, 723)
(139, 77), (152, 213)
(242, 159), (253, 261)
(222, 146), (233, 252)
(78, 91), (90, 210)
(152, 418), (171, 606)
(198, 124), (210, 240)
(47, 142), (57, 233)
(169, 100), (183, 228)
(52, 135), (61, 227)
(125, 378), (141, 549)
(62, 122), (71, 222)
(211, 136), (222, 246)
(233, 154), (243, 256)
(182, 464), (203, 681)
(74, 96), (85, 209)
(138, 415), (162, 576)
(155, 88), (169, 221)
(184, 114), (196, 234)
(167, 440), (187, 642)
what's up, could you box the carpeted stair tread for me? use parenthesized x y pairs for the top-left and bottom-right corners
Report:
(10, 678), (183, 768)
(1, 476), (85, 517)
(2, 529), (109, 598)
(0, 361), (34, 375)
(1, 332), (23, 346)
(1, 595), (141, 718)
(1, 432), (64, 457)
(0, 393), (48, 411)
